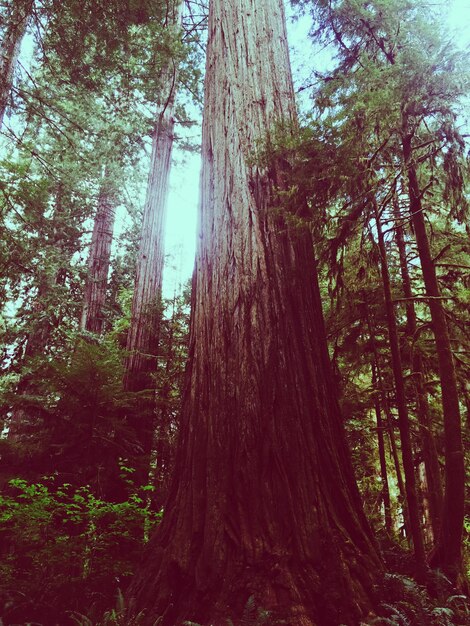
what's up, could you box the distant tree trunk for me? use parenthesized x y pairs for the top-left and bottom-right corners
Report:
(363, 295), (409, 540)
(123, 2), (182, 482)
(80, 168), (117, 334)
(393, 195), (443, 544)
(127, 1), (381, 624)
(402, 120), (465, 582)
(372, 200), (426, 572)
(0, 0), (33, 129)
(372, 368), (392, 535)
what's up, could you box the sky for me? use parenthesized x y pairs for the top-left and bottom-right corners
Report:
(160, 0), (470, 296)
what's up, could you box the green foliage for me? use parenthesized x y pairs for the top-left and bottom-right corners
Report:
(0, 475), (160, 623)
(368, 574), (470, 625)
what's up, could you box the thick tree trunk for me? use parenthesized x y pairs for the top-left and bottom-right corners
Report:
(80, 168), (117, 334)
(402, 123), (465, 582)
(372, 201), (426, 571)
(123, 2), (181, 482)
(127, 2), (381, 624)
(0, 0), (33, 129)
(393, 197), (443, 544)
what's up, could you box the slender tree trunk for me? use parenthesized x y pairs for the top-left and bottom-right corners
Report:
(123, 2), (182, 488)
(372, 368), (392, 535)
(363, 295), (409, 540)
(372, 200), (426, 571)
(80, 168), (117, 334)
(393, 195), (443, 544)
(127, 2), (381, 624)
(402, 121), (465, 582)
(0, 0), (33, 129)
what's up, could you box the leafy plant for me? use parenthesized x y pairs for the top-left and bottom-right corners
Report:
(368, 574), (469, 626)
(0, 475), (161, 623)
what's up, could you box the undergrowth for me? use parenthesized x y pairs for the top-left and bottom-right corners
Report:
(366, 573), (470, 626)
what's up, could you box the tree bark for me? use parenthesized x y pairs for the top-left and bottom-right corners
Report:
(0, 0), (33, 129)
(372, 200), (426, 571)
(80, 168), (117, 334)
(402, 121), (465, 582)
(127, 2), (381, 624)
(393, 195), (443, 544)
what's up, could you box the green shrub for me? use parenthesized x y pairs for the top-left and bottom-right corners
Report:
(0, 475), (161, 624)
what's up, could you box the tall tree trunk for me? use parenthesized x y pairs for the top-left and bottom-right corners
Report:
(402, 120), (465, 582)
(0, 0), (33, 129)
(80, 168), (117, 334)
(372, 200), (426, 571)
(123, 2), (182, 482)
(127, 2), (381, 624)
(393, 195), (443, 544)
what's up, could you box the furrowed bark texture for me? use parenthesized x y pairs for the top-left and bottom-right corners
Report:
(80, 170), (117, 334)
(127, 1), (381, 624)
(0, 0), (33, 129)
(402, 125), (465, 581)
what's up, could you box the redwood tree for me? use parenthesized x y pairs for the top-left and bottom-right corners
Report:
(127, 1), (381, 624)
(80, 168), (117, 334)
(123, 5), (181, 393)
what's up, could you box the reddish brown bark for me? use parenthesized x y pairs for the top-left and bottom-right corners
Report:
(402, 121), (465, 581)
(80, 169), (117, 334)
(127, 1), (381, 624)
(0, 0), (33, 129)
